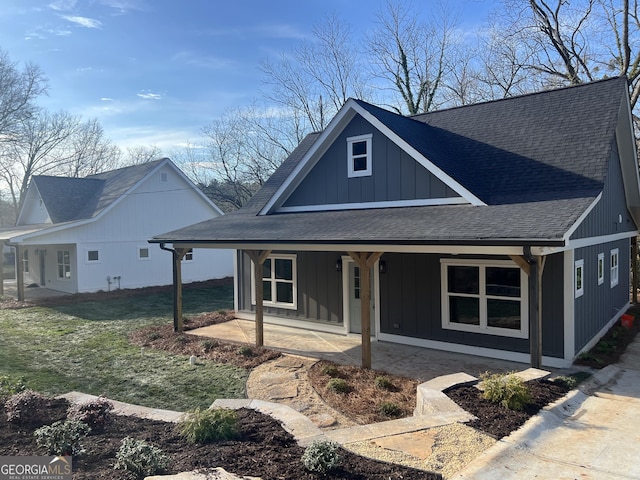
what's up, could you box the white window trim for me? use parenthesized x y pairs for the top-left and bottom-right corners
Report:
(575, 259), (584, 298)
(597, 253), (604, 285)
(610, 248), (619, 288)
(85, 248), (101, 264)
(138, 246), (151, 261)
(347, 134), (372, 178)
(251, 254), (297, 310)
(182, 249), (194, 262)
(440, 258), (528, 339)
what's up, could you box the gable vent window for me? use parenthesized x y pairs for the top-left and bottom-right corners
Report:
(347, 134), (372, 178)
(160, 172), (168, 182)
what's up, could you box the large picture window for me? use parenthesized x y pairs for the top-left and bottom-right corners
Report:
(57, 250), (71, 280)
(252, 254), (297, 309)
(441, 259), (528, 338)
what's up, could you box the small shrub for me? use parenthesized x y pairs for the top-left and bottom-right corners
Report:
(174, 334), (189, 344)
(374, 375), (394, 391)
(237, 345), (254, 357)
(321, 364), (340, 377)
(145, 331), (161, 342)
(326, 378), (350, 394)
(200, 339), (217, 353)
(178, 407), (238, 444)
(301, 440), (341, 474)
(34, 419), (90, 455)
(480, 372), (531, 411)
(114, 437), (168, 479)
(378, 401), (402, 417)
(4, 390), (51, 425)
(67, 396), (114, 433)
(552, 375), (578, 390)
(0, 375), (26, 402)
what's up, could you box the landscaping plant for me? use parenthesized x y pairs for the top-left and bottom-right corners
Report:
(301, 440), (342, 474)
(0, 374), (25, 402)
(326, 377), (350, 394)
(34, 419), (91, 455)
(178, 407), (238, 444)
(374, 375), (395, 391)
(480, 372), (531, 411)
(378, 401), (402, 418)
(114, 436), (168, 479)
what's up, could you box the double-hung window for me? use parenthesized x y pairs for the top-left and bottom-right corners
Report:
(610, 249), (619, 287)
(575, 259), (584, 298)
(347, 134), (372, 178)
(252, 254), (297, 309)
(57, 250), (71, 280)
(441, 259), (528, 338)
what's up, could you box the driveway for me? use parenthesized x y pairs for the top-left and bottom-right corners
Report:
(451, 336), (640, 479)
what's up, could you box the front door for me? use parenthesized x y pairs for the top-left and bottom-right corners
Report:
(347, 261), (375, 335)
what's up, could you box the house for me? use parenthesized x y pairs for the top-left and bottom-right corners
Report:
(151, 76), (640, 368)
(0, 158), (233, 298)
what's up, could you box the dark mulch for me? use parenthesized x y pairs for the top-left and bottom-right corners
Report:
(0, 399), (436, 480)
(445, 379), (571, 439)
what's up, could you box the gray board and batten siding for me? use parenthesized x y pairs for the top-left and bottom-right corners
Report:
(237, 250), (567, 359)
(573, 239), (630, 354)
(282, 114), (459, 208)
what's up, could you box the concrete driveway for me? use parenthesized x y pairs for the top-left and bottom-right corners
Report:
(451, 337), (640, 479)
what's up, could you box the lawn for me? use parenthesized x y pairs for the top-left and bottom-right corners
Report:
(0, 282), (247, 411)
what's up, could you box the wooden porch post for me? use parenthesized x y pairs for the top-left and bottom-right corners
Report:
(0, 246), (4, 297)
(246, 250), (272, 347)
(15, 245), (24, 302)
(510, 252), (545, 368)
(172, 248), (189, 333)
(348, 251), (383, 369)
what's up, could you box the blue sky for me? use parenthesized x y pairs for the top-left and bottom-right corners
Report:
(0, 0), (495, 152)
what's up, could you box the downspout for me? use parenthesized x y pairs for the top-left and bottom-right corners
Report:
(159, 242), (183, 332)
(524, 246), (542, 368)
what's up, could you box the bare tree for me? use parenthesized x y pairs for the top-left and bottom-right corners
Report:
(0, 110), (79, 216)
(60, 118), (121, 177)
(122, 145), (163, 166)
(367, 0), (456, 114)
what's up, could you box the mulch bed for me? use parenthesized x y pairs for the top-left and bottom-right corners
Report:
(445, 379), (571, 439)
(0, 399), (436, 480)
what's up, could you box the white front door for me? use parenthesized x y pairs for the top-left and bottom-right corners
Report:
(345, 259), (376, 335)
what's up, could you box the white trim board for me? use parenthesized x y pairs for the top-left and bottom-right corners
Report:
(277, 197), (468, 213)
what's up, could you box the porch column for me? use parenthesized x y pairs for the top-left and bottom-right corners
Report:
(246, 250), (272, 347)
(348, 251), (383, 369)
(15, 245), (24, 302)
(633, 237), (638, 304)
(172, 248), (189, 333)
(510, 252), (546, 368)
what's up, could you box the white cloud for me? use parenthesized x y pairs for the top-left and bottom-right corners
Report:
(100, 97), (114, 101)
(62, 15), (102, 28)
(171, 51), (236, 70)
(48, 0), (77, 12)
(137, 92), (163, 100)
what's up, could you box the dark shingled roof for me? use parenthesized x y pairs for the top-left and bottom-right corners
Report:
(33, 159), (166, 224)
(152, 77), (629, 247)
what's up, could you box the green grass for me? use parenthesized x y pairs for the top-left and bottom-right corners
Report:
(0, 283), (245, 411)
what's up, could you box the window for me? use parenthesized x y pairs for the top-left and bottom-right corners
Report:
(57, 250), (71, 280)
(22, 250), (29, 273)
(347, 134), (372, 178)
(252, 254), (297, 309)
(183, 249), (193, 261)
(160, 172), (168, 182)
(138, 247), (150, 260)
(441, 259), (527, 338)
(597, 253), (604, 285)
(575, 259), (584, 298)
(87, 250), (99, 262)
(611, 249), (619, 287)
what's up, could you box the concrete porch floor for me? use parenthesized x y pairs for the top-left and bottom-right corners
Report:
(189, 319), (532, 381)
(1, 279), (70, 300)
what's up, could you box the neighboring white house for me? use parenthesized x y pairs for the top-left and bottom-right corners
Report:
(0, 158), (233, 295)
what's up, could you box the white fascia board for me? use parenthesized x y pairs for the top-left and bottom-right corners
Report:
(260, 99), (485, 215)
(9, 221), (84, 243)
(277, 197), (468, 213)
